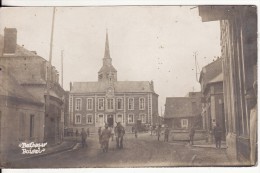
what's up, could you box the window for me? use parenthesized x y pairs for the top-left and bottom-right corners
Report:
(139, 98), (145, 110)
(87, 98), (93, 110)
(30, 114), (35, 138)
(75, 98), (82, 111)
(86, 114), (93, 124)
(128, 114), (134, 124)
(117, 98), (123, 110)
(19, 113), (25, 140)
(140, 114), (146, 123)
(75, 114), (81, 124)
(181, 119), (188, 128)
(107, 99), (114, 110)
(117, 114), (123, 123)
(128, 98), (134, 110)
(98, 98), (104, 110)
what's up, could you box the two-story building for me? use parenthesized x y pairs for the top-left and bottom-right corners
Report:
(68, 32), (159, 132)
(199, 58), (225, 142)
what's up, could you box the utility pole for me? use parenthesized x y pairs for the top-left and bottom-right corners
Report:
(61, 50), (64, 88)
(194, 51), (200, 83)
(49, 7), (56, 64)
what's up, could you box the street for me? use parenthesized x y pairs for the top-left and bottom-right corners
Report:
(11, 132), (231, 168)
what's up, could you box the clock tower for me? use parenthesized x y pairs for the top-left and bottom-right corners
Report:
(98, 30), (117, 83)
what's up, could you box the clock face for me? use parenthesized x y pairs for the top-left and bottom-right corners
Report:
(107, 88), (113, 93)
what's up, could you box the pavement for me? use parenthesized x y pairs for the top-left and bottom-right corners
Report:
(190, 140), (227, 149)
(1, 136), (78, 167)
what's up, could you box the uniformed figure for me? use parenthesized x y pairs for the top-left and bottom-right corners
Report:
(115, 122), (125, 149)
(157, 125), (161, 141)
(164, 126), (170, 142)
(101, 124), (111, 152)
(98, 127), (102, 147)
(134, 127), (138, 138)
(213, 123), (222, 149)
(87, 128), (90, 137)
(81, 128), (87, 148)
(189, 126), (195, 145)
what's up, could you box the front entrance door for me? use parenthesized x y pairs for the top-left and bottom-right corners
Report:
(98, 114), (105, 127)
(107, 114), (114, 127)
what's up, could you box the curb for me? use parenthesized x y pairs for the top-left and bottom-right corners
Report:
(191, 145), (227, 149)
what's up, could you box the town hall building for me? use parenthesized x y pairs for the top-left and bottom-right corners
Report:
(68, 32), (159, 132)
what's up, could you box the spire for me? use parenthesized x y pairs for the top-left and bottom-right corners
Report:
(104, 29), (111, 59)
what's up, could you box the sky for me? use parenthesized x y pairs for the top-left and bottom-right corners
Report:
(0, 6), (221, 114)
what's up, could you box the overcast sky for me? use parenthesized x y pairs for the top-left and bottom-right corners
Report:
(0, 7), (221, 114)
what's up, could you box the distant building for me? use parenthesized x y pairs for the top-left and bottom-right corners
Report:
(199, 6), (257, 164)
(0, 28), (65, 148)
(68, 32), (158, 132)
(164, 92), (202, 130)
(199, 58), (225, 142)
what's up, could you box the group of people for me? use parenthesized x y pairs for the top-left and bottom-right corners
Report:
(98, 122), (125, 152)
(189, 123), (223, 149)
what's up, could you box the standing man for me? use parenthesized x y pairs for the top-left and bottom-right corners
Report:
(134, 126), (138, 138)
(213, 123), (222, 149)
(81, 128), (87, 148)
(164, 126), (170, 142)
(101, 124), (111, 152)
(189, 126), (195, 145)
(98, 127), (102, 147)
(115, 122), (125, 149)
(87, 128), (90, 137)
(157, 125), (161, 141)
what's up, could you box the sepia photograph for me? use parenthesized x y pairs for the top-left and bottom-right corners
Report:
(0, 5), (258, 168)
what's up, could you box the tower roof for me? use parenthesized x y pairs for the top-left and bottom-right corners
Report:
(98, 30), (117, 74)
(104, 29), (111, 59)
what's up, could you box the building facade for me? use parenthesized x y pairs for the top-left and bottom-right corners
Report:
(199, 6), (257, 164)
(0, 28), (65, 146)
(0, 65), (45, 163)
(199, 58), (225, 142)
(68, 32), (159, 132)
(164, 92), (202, 130)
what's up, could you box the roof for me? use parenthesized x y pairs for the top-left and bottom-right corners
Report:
(0, 65), (43, 105)
(71, 81), (154, 93)
(199, 58), (223, 91)
(98, 64), (117, 73)
(164, 97), (201, 118)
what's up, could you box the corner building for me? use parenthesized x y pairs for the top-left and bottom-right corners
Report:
(69, 32), (159, 132)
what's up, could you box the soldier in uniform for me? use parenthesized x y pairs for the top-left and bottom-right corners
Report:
(213, 123), (222, 149)
(81, 128), (87, 148)
(115, 122), (125, 149)
(189, 126), (195, 145)
(98, 127), (102, 147)
(164, 126), (170, 142)
(101, 124), (111, 152)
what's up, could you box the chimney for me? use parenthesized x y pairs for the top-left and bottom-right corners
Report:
(4, 28), (17, 54)
(150, 80), (154, 92)
(70, 82), (72, 91)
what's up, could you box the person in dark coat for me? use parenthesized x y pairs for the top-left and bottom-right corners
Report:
(164, 126), (170, 142)
(157, 125), (161, 141)
(213, 123), (222, 149)
(81, 128), (87, 148)
(189, 126), (195, 145)
(98, 127), (102, 147)
(101, 124), (111, 152)
(87, 128), (90, 137)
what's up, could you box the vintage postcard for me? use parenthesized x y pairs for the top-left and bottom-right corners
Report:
(0, 5), (258, 169)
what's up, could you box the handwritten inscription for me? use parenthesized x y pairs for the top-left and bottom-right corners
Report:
(19, 142), (47, 154)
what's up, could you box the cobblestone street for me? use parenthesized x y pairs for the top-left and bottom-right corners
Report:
(10, 132), (231, 168)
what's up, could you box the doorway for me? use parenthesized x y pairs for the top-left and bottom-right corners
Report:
(107, 114), (114, 127)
